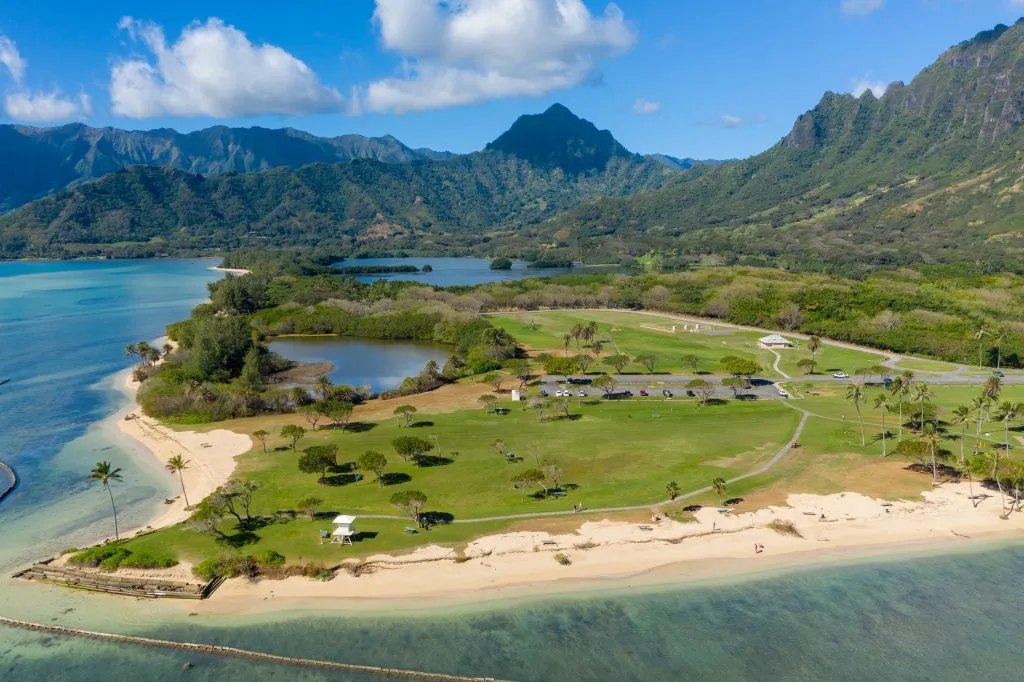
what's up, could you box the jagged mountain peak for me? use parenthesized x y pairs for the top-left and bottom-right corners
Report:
(485, 104), (633, 174)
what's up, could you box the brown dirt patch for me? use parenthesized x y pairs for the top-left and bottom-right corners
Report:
(734, 453), (928, 514)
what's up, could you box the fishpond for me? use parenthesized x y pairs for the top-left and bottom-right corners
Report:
(268, 336), (450, 393)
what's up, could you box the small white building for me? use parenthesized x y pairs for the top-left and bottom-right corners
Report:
(759, 334), (794, 349)
(331, 514), (357, 545)
(511, 389), (521, 401)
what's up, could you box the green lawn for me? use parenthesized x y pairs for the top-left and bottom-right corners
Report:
(774, 344), (886, 378)
(491, 310), (770, 375)
(121, 397), (800, 563)
(894, 358), (958, 372)
(489, 310), (883, 379)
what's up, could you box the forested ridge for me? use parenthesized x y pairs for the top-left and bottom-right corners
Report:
(5, 21), (1024, 272)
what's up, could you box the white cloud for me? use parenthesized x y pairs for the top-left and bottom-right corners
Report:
(4, 91), (90, 122)
(840, 0), (884, 16)
(852, 78), (887, 97)
(710, 113), (767, 128)
(364, 0), (636, 114)
(0, 34), (88, 122)
(632, 98), (660, 114)
(0, 36), (27, 84)
(110, 17), (344, 118)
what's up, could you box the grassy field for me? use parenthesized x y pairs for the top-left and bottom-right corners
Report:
(894, 358), (958, 372)
(122, 397), (800, 563)
(487, 310), (883, 379)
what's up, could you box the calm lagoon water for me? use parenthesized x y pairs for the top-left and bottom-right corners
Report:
(268, 337), (449, 393)
(336, 257), (579, 286)
(2, 258), (1024, 681)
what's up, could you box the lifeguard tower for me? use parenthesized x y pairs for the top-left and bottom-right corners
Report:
(330, 515), (357, 545)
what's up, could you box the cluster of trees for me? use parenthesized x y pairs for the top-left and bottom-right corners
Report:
(843, 371), (1024, 516)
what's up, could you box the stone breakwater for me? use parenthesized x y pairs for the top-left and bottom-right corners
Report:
(0, 616), (510, 681)
(0, 460), (15, 503)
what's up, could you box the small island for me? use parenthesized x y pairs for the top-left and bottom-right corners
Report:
(489, 257), (513, 270)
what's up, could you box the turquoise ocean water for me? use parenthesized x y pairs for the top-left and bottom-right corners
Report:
(1, 259), (1023, 680)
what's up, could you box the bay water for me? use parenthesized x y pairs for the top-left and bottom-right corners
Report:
(1, 259), (1022, 680)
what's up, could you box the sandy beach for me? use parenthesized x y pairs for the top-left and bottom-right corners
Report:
(117, 370), (251, 534)
(188, 481), (1024, 614)
(209, 266), (251, 275)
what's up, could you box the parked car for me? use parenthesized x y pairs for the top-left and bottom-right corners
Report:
(639, 389), (649, 397)
(662, 389), (674, 398)
(686, 390), (695, 397)
(539, 390), (548, 397)
(833, 372), (849, 379)
(993, 370), (1006, 378)
(777, 386), (790, 398)
(578, 390), (587, 398)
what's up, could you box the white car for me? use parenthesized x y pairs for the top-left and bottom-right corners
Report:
(832, 372), (849, 379)
(578, 391), (587, 398)
(554, 390), (564, 397)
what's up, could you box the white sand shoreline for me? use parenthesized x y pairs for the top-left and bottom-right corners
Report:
(113, 368), (251, 537)
(209, 266), (250, 275)
(183, 481), (1024, 615)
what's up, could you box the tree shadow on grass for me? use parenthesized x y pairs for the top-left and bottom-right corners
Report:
(724, 497), (744, 506)
(683, 504), (702, 512)
(217, 530), (261, 548)
(322, 473), (363, 486)
(414, 455), (454, 467)
(705, 398), (729, 406)
(409, 421), (435, 428)
(736, 394), (759, 401)
(420, 511), (454, 529)
(345, 422), (377, 433)
(381, 472), (412, 486)
(563, 483), (581, 491)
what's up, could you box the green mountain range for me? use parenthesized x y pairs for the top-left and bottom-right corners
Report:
(0, 123), (455, 212)
(3, 20), (1024, 270)
(0, 105), (676, 259)
(533, 21), (1024, 273)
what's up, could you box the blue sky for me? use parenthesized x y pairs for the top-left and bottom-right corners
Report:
(0, 1), (1021, 159)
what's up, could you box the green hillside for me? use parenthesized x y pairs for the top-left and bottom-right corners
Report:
(531, 21), (1024, 273)
(0, 107), (676, 259)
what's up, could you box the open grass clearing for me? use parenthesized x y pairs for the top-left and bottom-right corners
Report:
(489, 310), (883, 379)
(124, 397), (800, 564)
(894, 358), (958, 372)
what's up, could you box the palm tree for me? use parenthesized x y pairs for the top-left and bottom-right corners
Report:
(981, 375), (1003, 408)
(913, 382), (933, 431)
(562, 333), (572, 357)
(992, 327), (1006, 370)
(807, 335), (821, 374)
(972, 324), (989, 367)
(950, 405), (971, 465)
(873, 393), (892, 457)
(970, 394), (988, 459)
(890, 373), (914, 442)
(995, 401), (1021, 514)
(846, 383), (866, 446)
(136, 341), (153, 367)
(921, 423), (943, 486)
(88, 462), (124, 540)
(711, 477), (727, 503)
(165, 455), (191, 509)
(312, 374), (334, 401)
(123, 344), (138, 370)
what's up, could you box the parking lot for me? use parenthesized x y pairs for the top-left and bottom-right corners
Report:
(534, 375), (792, 401)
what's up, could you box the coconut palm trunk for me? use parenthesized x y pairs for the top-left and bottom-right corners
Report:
(177, 469), (190, 508)
(106, 483), (120, 540)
